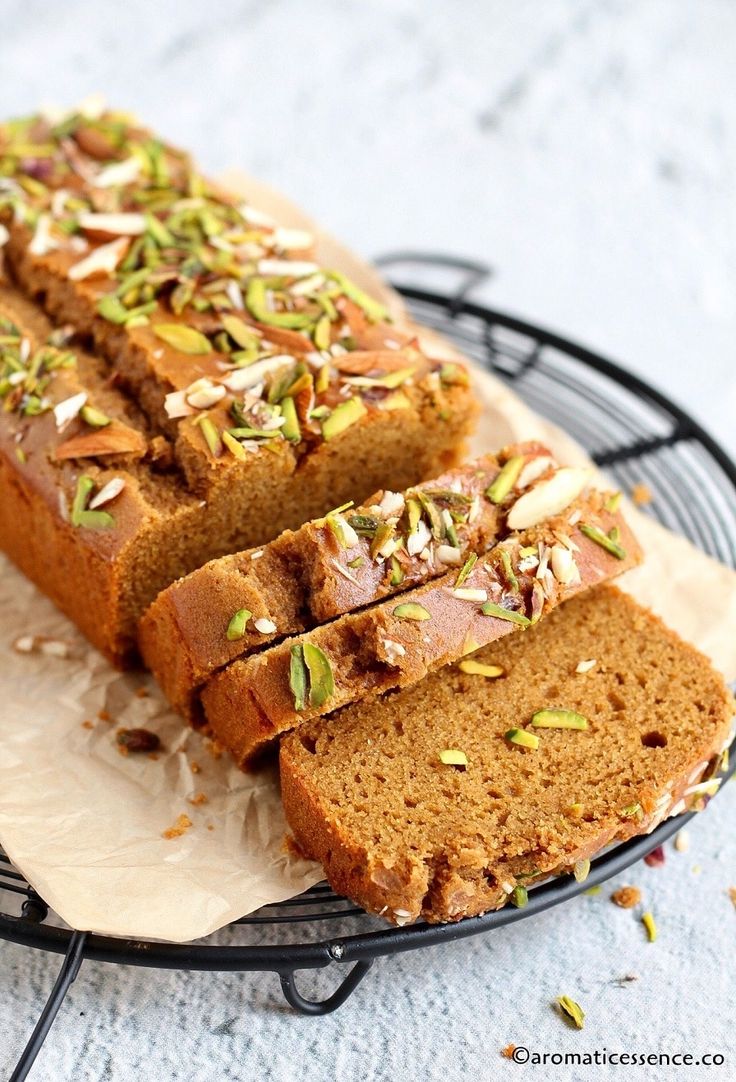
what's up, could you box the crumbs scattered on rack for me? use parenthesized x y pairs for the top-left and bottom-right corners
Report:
(611, 885), (641, 908)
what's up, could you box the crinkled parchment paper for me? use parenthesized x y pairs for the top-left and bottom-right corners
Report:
(0, 177), (735, 942)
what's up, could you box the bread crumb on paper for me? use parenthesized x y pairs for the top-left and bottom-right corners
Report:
(162, 813), (193, 840)
(611, 885), (641, 909)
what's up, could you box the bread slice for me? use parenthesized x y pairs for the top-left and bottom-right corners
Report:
(201, 489), (642, 766)
(280, 586), (734, 925)
(139, 442), (558, 717)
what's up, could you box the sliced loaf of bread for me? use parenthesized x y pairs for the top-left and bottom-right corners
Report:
(139, 442), (559, 717)
(280, 586), (733, 925)
(202, 490), (641, 766)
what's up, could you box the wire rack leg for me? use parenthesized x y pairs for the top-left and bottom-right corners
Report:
(9, 930), (87, 1082)
(279, 959), (374, 1015)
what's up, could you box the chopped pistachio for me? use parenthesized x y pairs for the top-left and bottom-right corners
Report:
(280, 395), (301, 443)
(70, 475), (114, 529)
(439, 362), (469, 387)
(349, 365), (417, 390)
(370, 521), (395, 560)
(531, 708), (588, 730)
(454, 551), (478, 588)
(348, 556), (365, 569)
(328, 270), (387, 324)
(313, 314), (331, 351)
(505, 728), (540, 750)
(573, 859), (591, 883)
(289, 645), (308, 712)
(486, 456), (524, 504)
(321, 396), (367, 441)
(389, 555), (404, 586)
(80, 405), (111, 428)
(15, 447), (26, 464)
(221, 314), (261, 350)
(500, 548), (519, 592)
(326, 513), (359, 549)
(458, 659), (504, 678)
(510, 885), (529, 908)
(303, 642), (335, 708)
(641, 911), (657, 942)
(246, 277), (313, 329)
(315, 364), (331, 395)
(481, 601), (531, 627)
(584, 884), (602, 896)
(153, 323), (212, 354)
(556, 996), (585, 1029)
(438, 748), (468, 767)
(221, 430), (247, 460)
(620, 802), (643, 820)
(393, 603), (432, 621)
(608, 524), (621, 543)
(197, 416), (222, 457)
(579, 522), (627, 560)
(604, 491), (622, 513)
(226, 608), (252, 641)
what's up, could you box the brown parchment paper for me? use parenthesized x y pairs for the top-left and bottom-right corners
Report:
(0, 176), (735, 943)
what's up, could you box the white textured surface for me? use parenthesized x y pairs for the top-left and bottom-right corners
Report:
(1, 2), (735, 1079)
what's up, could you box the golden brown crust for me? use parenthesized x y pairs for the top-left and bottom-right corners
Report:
(139, 444), (553, 717)
(202, 494), (642, 767)
(280, 586), (734, 925)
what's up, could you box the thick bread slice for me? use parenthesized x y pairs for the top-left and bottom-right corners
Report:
(201, 490), (642, 766)
(280, 585), (734, 925)
(139, 443), (555, 718)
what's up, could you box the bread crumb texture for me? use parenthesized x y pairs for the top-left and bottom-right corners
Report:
(280, 586), (733, 924)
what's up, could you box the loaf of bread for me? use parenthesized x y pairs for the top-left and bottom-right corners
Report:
(202, 487), (642, 766)
(139, 442), (559, 717)
(280, 585), (734, 925)
(0, 105), (476, 661)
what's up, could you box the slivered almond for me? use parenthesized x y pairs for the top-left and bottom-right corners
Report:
(68, 237), (129, 281)
(54, 422), (147, 460)
(331, 349), (419, 375)
(516, 454), (555, 490)
(507, 468), (590, 530)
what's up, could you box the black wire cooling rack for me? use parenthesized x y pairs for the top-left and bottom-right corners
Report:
(2, 253), (736, 1081)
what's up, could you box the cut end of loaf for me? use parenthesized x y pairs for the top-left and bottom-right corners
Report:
(280, 585), (734, 925)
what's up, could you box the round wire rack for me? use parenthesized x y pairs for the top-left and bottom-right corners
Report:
(2, 254), (736, 1081)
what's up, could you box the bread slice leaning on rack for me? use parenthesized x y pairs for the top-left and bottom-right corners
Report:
(279, 585), (734, 926)
(201, 486), (642, 767)
(139, 441), (562, 718)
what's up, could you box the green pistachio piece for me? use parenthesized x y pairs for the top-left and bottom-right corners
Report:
(459, 659), (504, 678)
(289, 645), (308, 712)
(349, 366), (417, 389)
(641, 911), (657, 942)
(80, 405), (111, 428)
(530, 709), (588, 730)
(197, 416), (222, 457)
(620, 802), (643, 819)
(226, 608), (252, 640)
(348, 514), (380, 537)
(327, 270), (387, 324)
(438, 749), (468, 767)
(579, 522), (626, 560)
(280, 395), (301, 443)
(75, 509), (115, 529)
(486, 456), (524, 503)
(481, 601), (531, 627)
(313, 314), (332, 351)
(557, 996), (585, 1029)
(604, 491), (622, 513)
(153, 323), (212, 355)
(454, 552), (478, 588)
(303, 643), (335, 708)
(370, 521), (395, 560)
(221, 315), (261, 350)
(97, 295), (132, 324)
(510, 885), (529, 908)
(389, 555), (404, 586)
(71, 475), (94, 526)
(416, 491), (444, 540)
(393, 603), (431, 621)
(321, 396), (367, 441)
(573, 859), (591, 883)
(221, 430), (247, 460)
(505, 728), (540, 750)
(245, 278), (314, 330)
(500, 548), (519, 592)
(439, 363), (469, 387)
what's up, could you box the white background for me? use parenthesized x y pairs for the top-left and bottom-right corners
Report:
(1, 2), (735, 1079)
